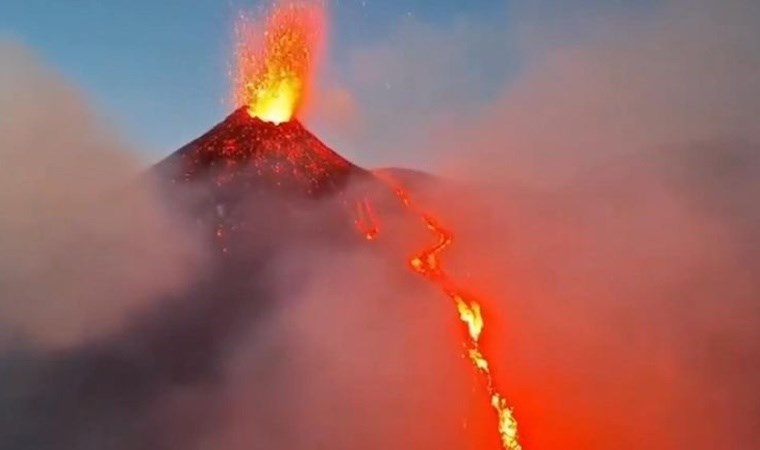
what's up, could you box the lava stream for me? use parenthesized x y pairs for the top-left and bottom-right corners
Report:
(354, 197), (380, 241)
(359, 178), (522, 450)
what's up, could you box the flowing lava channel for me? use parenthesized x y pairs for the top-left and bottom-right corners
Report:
(357, 179), (523, 450)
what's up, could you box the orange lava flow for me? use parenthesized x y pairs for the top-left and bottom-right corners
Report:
(234, 2), (325, 124)
(354, 198), (380, 241)
(358, 178), (522, 450)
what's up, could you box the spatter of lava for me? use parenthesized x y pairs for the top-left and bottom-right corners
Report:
(234, 1), (325, 124)
(356, 176), (523, 450)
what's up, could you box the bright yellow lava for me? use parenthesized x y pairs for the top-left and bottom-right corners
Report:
(245, 77), (302, 124)
(234, 3), (323, 123)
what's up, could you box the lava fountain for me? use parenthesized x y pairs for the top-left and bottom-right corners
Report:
(234, 2), (325, 124)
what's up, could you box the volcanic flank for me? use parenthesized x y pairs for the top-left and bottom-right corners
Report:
(153, 107), (375, 261)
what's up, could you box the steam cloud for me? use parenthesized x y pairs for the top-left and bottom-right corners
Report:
(0, 41), (203, 348)
(1, 0), (759, 448)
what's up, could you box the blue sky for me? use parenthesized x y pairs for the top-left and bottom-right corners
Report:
(0, 1), (509, 159)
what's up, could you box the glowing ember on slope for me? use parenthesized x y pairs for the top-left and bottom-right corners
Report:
(354, 198), (380, 240)
(359, 176), (523, 450)
(234, 2), (325, 124)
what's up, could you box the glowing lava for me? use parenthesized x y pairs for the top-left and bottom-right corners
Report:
(234, 2), (325, 124)
(360, 177), (523, 450)
(354, 198), (380, 241)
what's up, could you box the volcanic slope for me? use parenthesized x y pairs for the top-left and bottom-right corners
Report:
(156, 107), (366, 196)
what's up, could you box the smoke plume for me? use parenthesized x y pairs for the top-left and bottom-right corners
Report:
(312, 0), (760, 448)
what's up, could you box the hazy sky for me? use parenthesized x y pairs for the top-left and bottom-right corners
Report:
(0, 0), (659, 164)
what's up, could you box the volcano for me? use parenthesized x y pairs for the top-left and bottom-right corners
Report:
(149, 2), (381, 252)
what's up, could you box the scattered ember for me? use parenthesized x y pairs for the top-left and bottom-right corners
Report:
(165, 108), (354, 195)
(234, 1), (325, 124)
